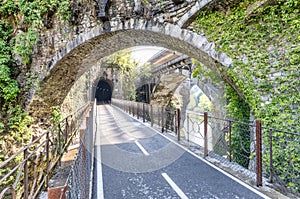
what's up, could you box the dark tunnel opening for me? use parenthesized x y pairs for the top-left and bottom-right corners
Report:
(95, 80), (112, 104)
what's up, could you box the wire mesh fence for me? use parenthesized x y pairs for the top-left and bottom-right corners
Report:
(182, 111), (256, 171)
(262, 128), (300, 196)
(0, 103), (91, 199)
(112, 99), (180, 136)
(110, 98), (300, 196)
(65, 101), (96, 199)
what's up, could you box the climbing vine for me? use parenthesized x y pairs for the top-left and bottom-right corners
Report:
(0, 0), (71, 131)
(192, 59), (251, 167)
(225, 85), (251, 168)
(0, 0), (72, 186)
(195, 0), (299, 193)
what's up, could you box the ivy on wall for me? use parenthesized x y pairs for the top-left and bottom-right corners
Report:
(195, 0), (299, 192)
(192, 58), (251, 167)
(196, 0), (299, 131)
(0, 0), (71, 132)
(0, 1), (72, 182)
(0, 0), (72, 192)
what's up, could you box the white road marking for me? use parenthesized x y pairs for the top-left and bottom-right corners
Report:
(158, 131), (271, 199)
(162, 173), (189, 199)
(135, 140), (150, 156)
(95, 146), (104, 199)
(113, 105), (271, 199)
(96, 106), (104, 199)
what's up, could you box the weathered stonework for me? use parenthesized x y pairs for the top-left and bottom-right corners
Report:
(27, 0), (241, 123)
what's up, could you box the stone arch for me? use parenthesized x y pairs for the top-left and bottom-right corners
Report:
(30, 20), (241, 118)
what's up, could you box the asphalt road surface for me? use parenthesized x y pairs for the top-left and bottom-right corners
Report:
(92, 105), (269, 199)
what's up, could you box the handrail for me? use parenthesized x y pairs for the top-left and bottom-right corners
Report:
(0, 102), (91, 199)
(186, 110), (299, 135)
(0, 103), (90, 170)
(0, 132), (47, 169)
(112, 98), (300, 196)
(65, 100), (97, 199)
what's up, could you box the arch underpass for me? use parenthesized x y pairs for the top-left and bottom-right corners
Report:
(28, 19), (239, 120)
(1, 1), (297, 198)
(24, 0), (248, 124)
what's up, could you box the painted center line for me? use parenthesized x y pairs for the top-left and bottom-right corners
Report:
(135, 140), (150, 156)
(161, 173), (189, 199)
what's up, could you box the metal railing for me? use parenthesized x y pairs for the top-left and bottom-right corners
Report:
(112, 99), (181, 139)
(262, 128), (300, 196)
(0, 103), (91, 199)
(183, 111), (300, 196)
(65, 100), (97, 199)
(112, 99), (299, 196)
(182, 111), (262, 184)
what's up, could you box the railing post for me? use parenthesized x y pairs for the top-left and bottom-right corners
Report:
(130, 101), (132, 115)
(23, 149), (29, 199)
(150, 105), (153, 127)
(58, 123), (61, 144)
(128, 101), (130, 114)
(65, 117), (69, 144)
(143, 103), (145, 123)
(204, 112), (208, 157)
(58, 123), (61, 166)
(161, 107), (164, 133)
(137, 103), (140, 120)
(177, 109), (180, 142)
(229, 121), (232, 162)
(46, 131), (50, 188)
(269, 129), (273, 183)
(158, 106), (160, 127)
(132, 102), (135, 117)
(256, 120), (262, 187)
(187, 114), (190, 144)
(127, 101), (129, 114)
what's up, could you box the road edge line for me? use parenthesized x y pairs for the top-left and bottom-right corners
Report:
(95, 106), (104, 199)
(162, 173), (189, 199)
(112, 105), (271, 199)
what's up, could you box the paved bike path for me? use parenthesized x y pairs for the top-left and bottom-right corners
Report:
(93, 105), (269, 199)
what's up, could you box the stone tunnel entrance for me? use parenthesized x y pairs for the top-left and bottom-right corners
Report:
(95, 80), (112, 104)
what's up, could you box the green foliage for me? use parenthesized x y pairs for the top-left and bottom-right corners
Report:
(187, 86), (213, 112)
(0, 65), (19, 102)
(0, 3), (72, 191)
(0, 1), (71, 196)
(0, 0), (72, 132)
(57, 1), (71, 21)
(198, 95), (212, 112)
(13, 28), (38, 65)
(18, 0), (71, 28)
(226, 85), (251, 167)
(192, 59), (223, 88)
(106, 50), (140, 101)
(52, 106), (62, 126)
(0, 0), (18, 17)
(0, 22), (19, 103)
(196, 0), (299, 192)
